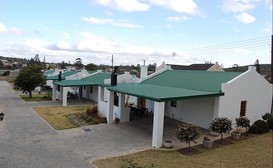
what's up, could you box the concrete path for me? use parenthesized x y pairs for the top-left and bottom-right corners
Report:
(0, 81), (151, 168)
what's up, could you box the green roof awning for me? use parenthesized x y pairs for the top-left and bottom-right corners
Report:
(107, 83), (223, 102)
(54, 80), (97, 87)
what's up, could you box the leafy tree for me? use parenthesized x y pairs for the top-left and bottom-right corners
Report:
(14, 65), (46, 98)
(236, 117), (250, 133)
(176, 123), (200, 148)
(85, 63), (98, 71)
(3, 70), (10, 76)
(74, 58), (84, 70)
(210, 117), (232, 143)
(254, 59), (261, 74)
(0, 60), (3, 69)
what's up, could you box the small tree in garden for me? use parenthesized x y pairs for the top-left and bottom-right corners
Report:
(236, 117), (250, 133)
(210, 117), (232, 143)
(176, 123), (200, 149)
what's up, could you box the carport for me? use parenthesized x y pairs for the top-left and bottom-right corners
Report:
(53, 80), (98, 106)
(107, 83), (223, 148)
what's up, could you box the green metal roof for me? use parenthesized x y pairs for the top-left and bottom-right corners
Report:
(142, 70), (241, 92)
(62, 71), (78, 77)
(54, 80), (97, 87)
(46, 71), (78, 80)
(81, 73), (111, 85)
(53, 73), (111, 87)
(108, 84), (223, 102)
(44, 70), (55, 76)
(107, 70), (242, 102)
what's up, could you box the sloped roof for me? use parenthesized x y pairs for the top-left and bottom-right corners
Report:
(81, 73), (111, 85)
(46, 71), (78, 80)
(107, 70), (242, 102)
(44, 70), (55, 76)
(169, 64), (214, 71)
(54, 73), (111, 87)
(142, 70), (241, 92)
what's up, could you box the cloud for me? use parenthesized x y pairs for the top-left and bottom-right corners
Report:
(0, 23), (8, 33)
(167, 16), (189, 22)
(81, 17), (142, 28)
(221, 0), (255, 12)
(147, 0), (199, 14)
(236, 12), (256, 23)
(266, 0), (272, 11)
(0, 22), (22, 35)
(93, 0), (150, 12)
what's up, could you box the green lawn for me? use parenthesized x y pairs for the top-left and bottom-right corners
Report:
(33, 105), (106, 130)
(93, 131), (272, 168)
(19, 93), (51, 102)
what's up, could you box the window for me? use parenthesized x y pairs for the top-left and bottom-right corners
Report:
(240, 101), (247, 117)
(170, 101), (177, 108)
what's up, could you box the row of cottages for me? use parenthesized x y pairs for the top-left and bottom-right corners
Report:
(106, 65), (272, 148)
(50, 64), (272, 148)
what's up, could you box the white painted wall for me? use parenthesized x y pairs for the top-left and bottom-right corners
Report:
(218, 66), (272, 126)
(165, 98), (215, 129)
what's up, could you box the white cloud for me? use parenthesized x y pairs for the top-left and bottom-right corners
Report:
(167, 16), (189, 22)
(81, 17), (142, 28)
(0, 23), (8, 33)
(266, 0), (272, 11)
(221, 0), (255, 12)
(147, 0), (199, 14)
(63, 32), (70, 40)
(0, 22), (22, 35)
(94, 0), (150, 12)
(236, 12), (256, 23)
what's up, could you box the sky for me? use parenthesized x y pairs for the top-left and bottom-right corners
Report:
(0, 0), (272, 67)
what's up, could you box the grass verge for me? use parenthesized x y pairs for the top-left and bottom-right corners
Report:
(20, 93), (52, 102)
(93, 131), (272, 168)
(33, 105), (106, 130)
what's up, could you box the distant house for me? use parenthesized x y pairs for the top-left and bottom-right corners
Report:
(106, 65), (272, 148)
(156, 62), (224, 72)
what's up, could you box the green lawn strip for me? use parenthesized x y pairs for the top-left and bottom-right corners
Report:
(20, 94), (51, 102)
(33, 106), (106, 130)
(93, 132), (272, 168)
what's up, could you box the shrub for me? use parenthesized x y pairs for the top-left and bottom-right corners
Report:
(86, 105), (98, 115)
(210, 117), (232, 142)
(267, 117), (273, 130)
(236, 117), (250, 132)
(262, 113), (272, 121)
(3, 70), (10, 76)
(249, 120), (269, 134)
(176, 123), (200, 148)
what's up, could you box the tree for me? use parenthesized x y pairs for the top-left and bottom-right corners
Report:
(176, 123), (200, 149)
(236, 117), (250, 133)
(0, 60), (3, 69)
(254, 59), (261, 74)
(14, 65), (46, 98)
(3, 70), (10, 76)
(74, 58), (83, 70)
(210, 117), (232, 143)
(85, 63), (98, 71)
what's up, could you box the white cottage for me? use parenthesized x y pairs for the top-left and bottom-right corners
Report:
(106, 66), (272, 148)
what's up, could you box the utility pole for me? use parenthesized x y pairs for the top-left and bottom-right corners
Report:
(111, 55), (113, 71)
(271, 35), (273, 114)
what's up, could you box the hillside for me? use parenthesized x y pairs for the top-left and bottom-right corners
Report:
(225, 64), (271, 82)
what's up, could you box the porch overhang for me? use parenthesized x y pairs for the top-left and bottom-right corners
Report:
(107, 83), (224, 102)
(53, 80), (98, 87)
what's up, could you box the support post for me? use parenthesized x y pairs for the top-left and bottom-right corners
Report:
(52, 84), (57, 101)
(119, 94), (129, 122)
(62, 87), (68, 106)
(107, 91), (114, 124)
(152, 102), (165, 148)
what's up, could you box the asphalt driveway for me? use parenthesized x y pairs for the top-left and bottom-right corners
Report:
(0, 81), (151, 168)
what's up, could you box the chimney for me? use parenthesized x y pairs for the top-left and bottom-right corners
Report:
(248, 65), (256, 72)
(58, 71), (62, 81)
(140, 61), (148, 79)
